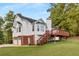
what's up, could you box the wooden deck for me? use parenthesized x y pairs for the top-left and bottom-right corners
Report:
(51, 29), (69, 37)
(37, 29), (69, 45)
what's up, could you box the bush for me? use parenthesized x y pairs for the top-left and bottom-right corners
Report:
(0, 40), (3, 44)
(8, 40), (13, 44)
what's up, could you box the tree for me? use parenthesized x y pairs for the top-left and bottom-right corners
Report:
(49, 3), (79, 36)
(4, 11), (15, 43)
(0, 17), (4, 44)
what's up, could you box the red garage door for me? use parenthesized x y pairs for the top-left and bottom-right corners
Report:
(21, 35), (35, 45)
(21, 36), (28, 45)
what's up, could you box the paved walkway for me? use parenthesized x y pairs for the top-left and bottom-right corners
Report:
(0, 44), (21, 48)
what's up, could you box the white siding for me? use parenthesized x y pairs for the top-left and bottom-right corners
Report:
(22, 19), (33, 35)
(18, 39), (21, 45)
(34, 23), (46, 35)
(13, 38), (21, 45)
(28, 38), (30, 44)
(46, 19), (52, 31)
(34, 35), (40, 44)
(13, 16), (23, 37)
(34, 22), (46, 44)
(13, 15), (34, 38)
(54, 37), (60, 40)
(13, 39), (17, 45)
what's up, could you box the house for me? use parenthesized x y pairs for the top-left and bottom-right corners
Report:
(12, 13), (70, 45)
(12, 14), (52, 45)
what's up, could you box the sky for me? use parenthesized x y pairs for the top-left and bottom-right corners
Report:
(0, 3), (50, 20)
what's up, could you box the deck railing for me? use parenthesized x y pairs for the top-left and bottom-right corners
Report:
(37, 30), (50, 45)
(37, 29), (69, 45)
(51, 29), (69, 37)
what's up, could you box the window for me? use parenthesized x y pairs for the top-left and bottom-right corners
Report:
(32, 25), (34, 31)
(37, 24), (45, 32)
(18, 25), (21, 32)
(37, 25), (39, 31)
(17, 22), (22, 32)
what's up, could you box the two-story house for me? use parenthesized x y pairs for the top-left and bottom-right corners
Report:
(12, 14), (52, 45)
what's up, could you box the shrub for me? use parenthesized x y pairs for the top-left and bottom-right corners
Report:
(0, 40), (3, 44)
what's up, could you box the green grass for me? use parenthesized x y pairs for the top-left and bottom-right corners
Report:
(0, 38), (79, 56)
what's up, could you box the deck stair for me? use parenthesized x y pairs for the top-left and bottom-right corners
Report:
(37, 29), (69, 45)
(37, 30), (50, 45)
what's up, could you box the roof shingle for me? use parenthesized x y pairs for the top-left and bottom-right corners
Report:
(16, 14), (36, 23)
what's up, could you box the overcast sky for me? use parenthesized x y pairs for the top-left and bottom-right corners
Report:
(0, 3), (50, 20)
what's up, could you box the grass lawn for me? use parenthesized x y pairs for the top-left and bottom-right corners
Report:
(0, 37), (79, 56)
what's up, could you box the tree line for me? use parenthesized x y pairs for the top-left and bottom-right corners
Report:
(49, 3), (79, 36)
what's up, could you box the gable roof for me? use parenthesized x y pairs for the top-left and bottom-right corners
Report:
(36, 18), (46, 25)
(16, 14), (36, 23)
(16, 14), (46, 26)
